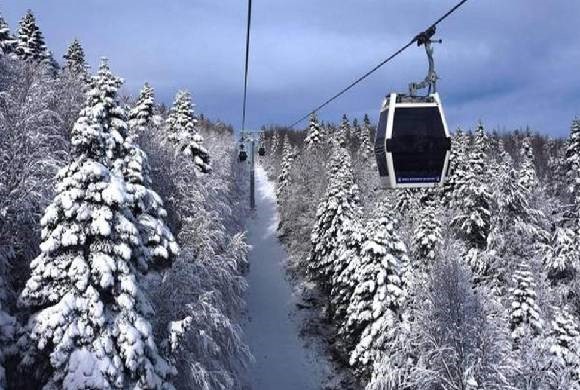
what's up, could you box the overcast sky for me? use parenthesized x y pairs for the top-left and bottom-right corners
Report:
(2, 0), (580, 136)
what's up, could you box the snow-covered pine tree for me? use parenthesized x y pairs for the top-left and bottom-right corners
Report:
(18, 59), (174, 389)
(358, 114), (374, 162)
(364, 318), (415, 390)
(308, 146), (360, 292)
(330, 219), (366, 326)
(487, 136), (509, 189)
(519, 135), (539, 193)
(0, 15), (16, 56)
(566, 118), (580, 204)
(165, 90), (211, 173)
(509, 262), (543, 345)
(452, 124), (492, 251)
(344, 216), (408, 373)
(304, 113), (322, 149)
(118, 139), (179, 271)
(352, 114), (377, 210)
(394, 188), (420, 220)
(543, 226), (578, 285)
(497, 169), (530, 227)
(129, 83), (155, 133)
(62, 38), (87, 75)
(545, 137), (567, 196)
(351, 117), (361, 145)
(413, 192), (443, 268)
(277, 136), (296, 201)
(336, 114), (350, 147)
(549, 308), (580, 382)
(443, 128), (469, 205)
(15, 10), (49, 63)
(270, 130), (281, 156)
(321, 122), (331, 144)
(470, 123), (489, 177)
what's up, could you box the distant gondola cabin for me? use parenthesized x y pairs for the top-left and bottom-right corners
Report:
(239, 143), (248, 162)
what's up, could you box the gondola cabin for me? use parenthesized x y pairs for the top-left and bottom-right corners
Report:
(374, 92), (451, 189)
(258, 145), (266, 156)
(239, 144), (248, 162)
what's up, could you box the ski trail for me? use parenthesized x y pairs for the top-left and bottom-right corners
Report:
(244, 164), (328, 390)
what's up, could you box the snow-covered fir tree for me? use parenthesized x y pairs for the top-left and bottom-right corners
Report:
(321, 122), (331, 144)
(519, 135), (539, 193)
(15, 10), (49, 62)
(452, 124), (492, 251)
(509, 262), (543, 344)
(351, 117), (361, 145)
(358, 114), (374, 162)
(487, 135), (506, 184)
(344, 216), (408, 373)
(497, 168), (531, 227)
(443, 128), (469, 204)
(62, 38), (87, 75)
(165, 90), (211, 173)
(0, 15), (16, 56)
(566, 118), (580, 204)
(543, 226), (578, 285)
(335, 114), (350, 147)
(129, 82), (155, 133)
(277, 136), (296, 200)
(18, 59), (174, 389)
(413, 193), (443, 268)
(304, 113), (322, 149)
(270, 130), (281, 156)
(330, 219), (366, 325)
(470, 123), (489, 177)
(118, 138), (179, 271)
(549, 308), (580, 383)
(544, 137), (567, 196)
(308, 146), (360, 291)
(394, 188), (420, 220)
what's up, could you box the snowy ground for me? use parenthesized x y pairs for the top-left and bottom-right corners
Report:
(243, 164), (331, 390)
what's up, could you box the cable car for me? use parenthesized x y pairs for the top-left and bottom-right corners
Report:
(258, 145), (266, 156)
(375, 93), (450, 188)
(374, 26), (451, 189)
(239, 143), (248, 162)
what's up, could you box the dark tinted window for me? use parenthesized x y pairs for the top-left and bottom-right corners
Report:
(374, 109), (389, 177)
(392, 106), (445, 138)
(390, 106), (448, 184)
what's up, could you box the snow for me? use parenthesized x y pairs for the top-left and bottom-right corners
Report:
(244, 164), (330, 390)
(255, 165), (278, 236)
(63, 348), (109, 390)
(102, 176), (126, 205)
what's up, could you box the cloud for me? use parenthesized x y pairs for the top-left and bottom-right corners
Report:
(3, 0), (579, 136)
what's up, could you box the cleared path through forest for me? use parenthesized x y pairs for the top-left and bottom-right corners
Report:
(244, 165), (329, 390)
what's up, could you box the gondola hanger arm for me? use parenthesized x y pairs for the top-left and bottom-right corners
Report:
(409, 26), (442, 96)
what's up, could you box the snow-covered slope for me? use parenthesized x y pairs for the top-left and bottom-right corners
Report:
(244, 165), (330, 390)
